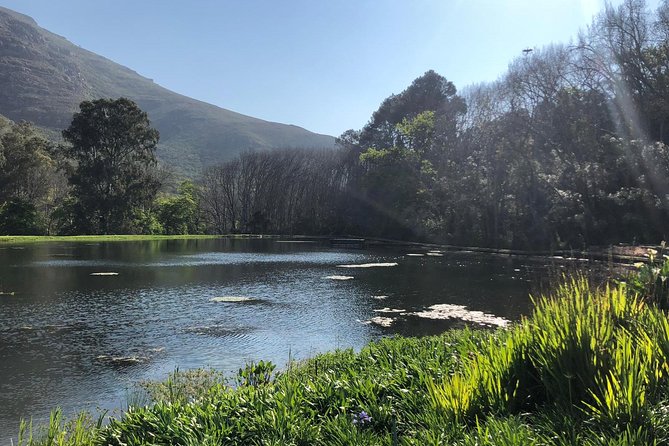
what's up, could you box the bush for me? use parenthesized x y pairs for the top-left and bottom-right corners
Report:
(625, 243), (669, 309)
(0, 198), (45, 235)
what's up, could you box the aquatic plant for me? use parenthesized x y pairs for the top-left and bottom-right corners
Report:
(139, 368), (226, 405)
(235, 360), (276, 387)
(14, 409), (99, 446)
(625, 243), (669, 309)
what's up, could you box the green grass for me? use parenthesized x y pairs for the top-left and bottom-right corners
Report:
(0, 235), (224, 245)
(15, 263), (669, 445)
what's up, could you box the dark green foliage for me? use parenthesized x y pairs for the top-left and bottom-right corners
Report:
(0, 117), (64, 235)
(61, 98), (161, 234)
(356, 110), (443, 238)
(48, 196), (84, 236)
(0, 198), (44, 235)
(236, 360), (276, 387)
(358, 70), (466, 151)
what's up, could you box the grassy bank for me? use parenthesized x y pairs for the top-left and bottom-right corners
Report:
(0, 235), (223, 245)
(15, 260), (669, 445)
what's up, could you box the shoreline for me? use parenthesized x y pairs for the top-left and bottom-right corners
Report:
(0, 234), (223, 244)
(0, 233), (656, 264)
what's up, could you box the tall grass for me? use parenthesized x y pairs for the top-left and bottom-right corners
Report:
(13, 409), (99, 446)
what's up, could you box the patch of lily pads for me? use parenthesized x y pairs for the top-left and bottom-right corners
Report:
(409, 304), (509, 328)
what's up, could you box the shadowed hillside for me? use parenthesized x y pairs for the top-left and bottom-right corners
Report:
(0, 7), (335, 175)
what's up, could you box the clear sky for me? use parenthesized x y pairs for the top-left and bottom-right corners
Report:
(0, 0), (662, 136)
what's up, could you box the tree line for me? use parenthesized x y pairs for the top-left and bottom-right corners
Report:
(2, 0), (669, 249)
(0, 98), (191, 236)
(199, 0), (669, 249)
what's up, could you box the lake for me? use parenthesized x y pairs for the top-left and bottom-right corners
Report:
(0, 237), (551, 439)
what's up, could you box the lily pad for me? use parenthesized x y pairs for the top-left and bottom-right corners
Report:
(373, 307), (406, 313)
(337, 262), (398, 268)
(209, 296), (256, 303)
(325, 275), (354, 280)
(369, 316), (394, 327)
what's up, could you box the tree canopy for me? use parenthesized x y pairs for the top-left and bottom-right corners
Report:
(193, 0), (669, 249)
(61, 98), (161, 234)
(0, 117), (59, 235)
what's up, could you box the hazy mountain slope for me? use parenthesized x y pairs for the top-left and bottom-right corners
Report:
(0, 7), (335, 174)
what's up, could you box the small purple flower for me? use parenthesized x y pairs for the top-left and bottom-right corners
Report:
(352, 410), (372, 425)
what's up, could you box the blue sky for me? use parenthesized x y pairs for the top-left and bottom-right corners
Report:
(0, 0), (662, 136)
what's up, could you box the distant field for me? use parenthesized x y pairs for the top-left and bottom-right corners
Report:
(0, 235), (223, 244)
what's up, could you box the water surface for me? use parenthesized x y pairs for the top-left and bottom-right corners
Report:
(0, 238), (544, 439)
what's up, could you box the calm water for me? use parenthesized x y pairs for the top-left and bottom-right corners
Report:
(0, 238), (544, 439)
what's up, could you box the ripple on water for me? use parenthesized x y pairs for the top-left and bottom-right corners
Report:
(1, 321), (93, 337)
(149, 251), (367, 267)
(183, 324), (255, 339)
(95, 355), (148, 368)
(31, 259), (127, 268)
(30, 252), (367, 269)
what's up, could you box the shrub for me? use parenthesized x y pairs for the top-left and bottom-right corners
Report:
(0, 198), (45, 235)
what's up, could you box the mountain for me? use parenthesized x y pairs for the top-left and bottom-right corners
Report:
(0, 7), (335, 175)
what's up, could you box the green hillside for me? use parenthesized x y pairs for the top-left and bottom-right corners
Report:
(0, 6), (335, 175)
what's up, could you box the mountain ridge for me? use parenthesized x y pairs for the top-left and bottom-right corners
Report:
(0, 6), (335, 174)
